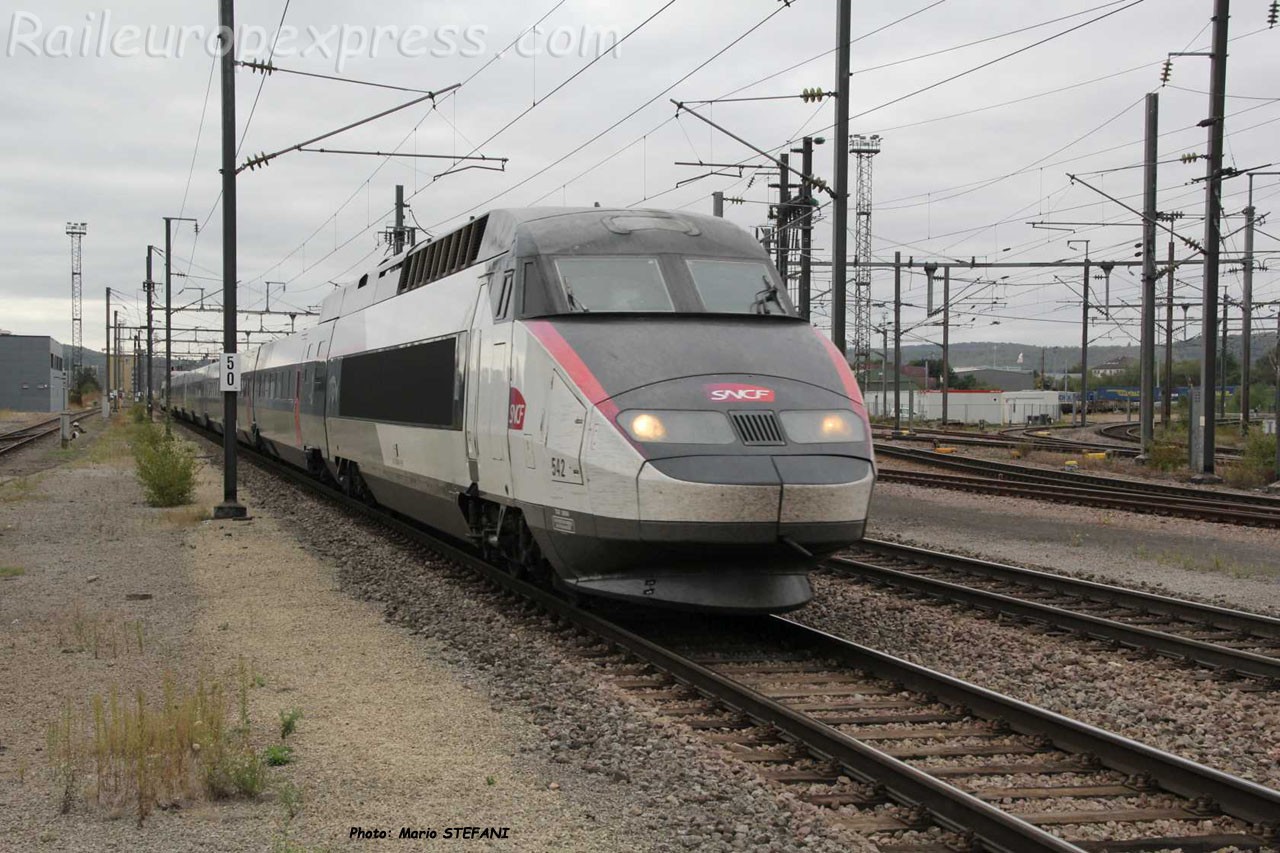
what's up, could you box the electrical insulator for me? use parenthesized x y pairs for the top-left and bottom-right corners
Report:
(1270, 1), (1278, 27)
(800, 87), (825, 103)
(1179, 152), (1200, 164)
(1159, 58), (1173, 85)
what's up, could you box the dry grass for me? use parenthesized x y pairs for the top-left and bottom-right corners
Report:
(45, 663), (271, 826)
(77, 414), (134, 468)
(0, 475), (43, 503)
(55, 602), (147, 659)
(160, 505), (210, 528)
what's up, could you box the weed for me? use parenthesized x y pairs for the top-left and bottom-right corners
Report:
(1222, 431), (1278, 489)
(0, 566), (25, 579)
(277, 780), (303, 820)
(486, 775), (496, 786)
(0, 476), (40, 504)
(56, 603), (146, 659)
(279, 708), (303, 741)
(132, 423), (200, 507)
(253, 674), (267, 689)
(263, 744), (294, 767)
(1147, 443), (1184, 472)
(46, 670), (270, 824)
(237, 657), (251, 731)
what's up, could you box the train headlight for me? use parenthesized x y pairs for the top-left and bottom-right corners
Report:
(619, 411), (735, 444)
(629, 413), (667, 441)
(780, 410), (865, 443)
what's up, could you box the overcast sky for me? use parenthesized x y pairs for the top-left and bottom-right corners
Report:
(2, 0), (1277, 362)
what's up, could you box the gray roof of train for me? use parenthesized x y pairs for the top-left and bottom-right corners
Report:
(381, 207), (769, 274)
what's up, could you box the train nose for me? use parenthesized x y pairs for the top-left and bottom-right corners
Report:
(637, 454), (873, 550)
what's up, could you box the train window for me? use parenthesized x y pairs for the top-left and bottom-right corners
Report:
(686, 259), (789, 315)
(553, 257), (672, 313)
(337, 337), (460, 428)
(493, 270), (514, 320)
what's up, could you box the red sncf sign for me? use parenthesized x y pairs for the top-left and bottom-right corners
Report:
(705, 383), (775, 403)
(508, 387), (527, 430)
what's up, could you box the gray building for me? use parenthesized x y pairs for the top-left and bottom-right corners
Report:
(0, 334), (67, 412)
(953, 367), (1036, 391)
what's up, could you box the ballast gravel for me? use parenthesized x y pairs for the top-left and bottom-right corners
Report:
(236, 460), (875, 853)
(795, 574), (1280, 792)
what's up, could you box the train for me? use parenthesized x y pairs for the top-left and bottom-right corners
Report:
(172, 207), (876, 613)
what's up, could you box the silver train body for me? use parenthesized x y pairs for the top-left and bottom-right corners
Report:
(173, 208), (875, 613)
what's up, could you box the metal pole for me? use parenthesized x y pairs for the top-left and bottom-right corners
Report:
(881, 325), (888, 419)
(145, 248), (155, 414)
(712, 191), (724, 219)
(1080, 257), (1091, 428)
(163, 218), (197, 413)
(893, 251), (902, 432)
(394, 185), (406, 254)
(1164, 241), (1175, 425)
(1241, 188), (1255, 432)
(164, 226), (172, 414)
(798, 137), (814, 322)
(831, 0), (851, 356)
(1274, 310), (1280, 482)
(114, 310), (120, 404)
(1140, 92), (1159, 456)
(1220, 299), (1229, 418)
(941, 267), (950, 427)
(216, 0), (247, 519)
(104, 288), (111, 418)
(776, 153), (790, 293)
(1196, 0), (1230, 479)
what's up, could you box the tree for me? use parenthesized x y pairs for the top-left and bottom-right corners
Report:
(909, 358), (975, 390)
(70, 367), (100, 403)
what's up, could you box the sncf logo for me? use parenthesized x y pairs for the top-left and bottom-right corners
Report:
(705, 383), (775, 403)
(508, 388), (527, 430)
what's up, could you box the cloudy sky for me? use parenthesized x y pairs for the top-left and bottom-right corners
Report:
(2, 0), (1277, 363)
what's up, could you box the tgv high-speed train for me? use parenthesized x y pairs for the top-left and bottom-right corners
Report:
(173, 208), (875, 612)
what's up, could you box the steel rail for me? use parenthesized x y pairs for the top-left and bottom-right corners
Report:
(0, 410), (95, 457)
(846, 539), (1280, 640)
(877, 469), (1280, 527)
(177, 419), (1280, 848)
(829, 543), (1280, 681)
(876, 444), (1280, 510)
(873, 427), (1143, 458)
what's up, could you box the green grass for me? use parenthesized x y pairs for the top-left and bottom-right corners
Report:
(0, 566), (25, 580)
(263, 744), (294, 767)
(279, 707), (303, 741)
(131, 422), (200, 507)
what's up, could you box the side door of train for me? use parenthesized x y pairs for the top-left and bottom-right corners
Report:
(465, 268), (515, 501)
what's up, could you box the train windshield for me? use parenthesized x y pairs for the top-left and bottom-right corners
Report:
(687, 259), (786, 315)
(554, 257), (674, 313)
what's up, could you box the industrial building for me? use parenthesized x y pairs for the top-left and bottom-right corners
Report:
(0, 334), (67, 412)
(869, 389), (1062, 425)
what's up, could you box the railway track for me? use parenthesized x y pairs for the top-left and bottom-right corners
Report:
(829, 539), (1280, 683)
(876, 446), (1280, 528)
(1097, 420), (1250, 459)
(180, 418), (1280, 852)
(0, 411), (92, 458)
(872, 426), (1141, 458)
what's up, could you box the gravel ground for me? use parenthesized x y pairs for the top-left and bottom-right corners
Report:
(227, 452), (874, 853)
(866, 480), (1280, 614)
(4, 416), (872, 852)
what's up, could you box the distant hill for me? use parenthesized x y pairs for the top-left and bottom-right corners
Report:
(894, 333), (1277, 372)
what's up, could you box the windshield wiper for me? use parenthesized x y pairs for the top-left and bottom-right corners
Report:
(751, 275), (782, 315)
(563, 278), (589, 313)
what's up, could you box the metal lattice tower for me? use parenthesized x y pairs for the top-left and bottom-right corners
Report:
(850, 134), (880, 384)
(66, 222), (88, 385)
